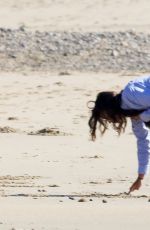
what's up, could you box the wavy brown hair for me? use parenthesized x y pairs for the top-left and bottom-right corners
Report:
(88, 91), (148, 140)
(88, 91), (127, 140)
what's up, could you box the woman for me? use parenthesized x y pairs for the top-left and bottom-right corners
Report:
(88, 75), (150, 193)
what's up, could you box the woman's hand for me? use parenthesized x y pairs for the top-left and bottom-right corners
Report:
(129, 175), (144, 194)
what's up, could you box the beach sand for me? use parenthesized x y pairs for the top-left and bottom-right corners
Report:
(0, 0), (150, 32)
(0, 73), (150, 229)
(0, 0), (150, 229)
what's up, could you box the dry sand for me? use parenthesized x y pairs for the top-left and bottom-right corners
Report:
(0, 73), (150, 229)
(0, 0), (150, 229)
(0, 0), (150, 32)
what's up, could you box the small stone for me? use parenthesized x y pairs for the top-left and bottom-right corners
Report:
(48, 184), (59, 187)
(9, 54), (16, 59)
(112, 50), (119, 57)
(0, 45), (5, 52)
(78, 198), (86, 202)
(59, 71), (70, 76)
(63, 52), (68, 56)
(8, 117), (18, 120)
(121, 41), (129, 47)
(69, 196), (75, 200)
(89, 199), (93, 201)
(7, 28), (12, 32)
(55, 81), (63, 86)
(102, 199), (107, 203)
(19, 25), (26, 32)
(107, 178), (112, 183)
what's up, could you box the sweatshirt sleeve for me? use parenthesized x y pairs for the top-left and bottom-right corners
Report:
(140, 109), (150, 122)
(131, 119), (150, 174)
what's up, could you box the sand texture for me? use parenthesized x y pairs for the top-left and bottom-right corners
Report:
(0, 0), (150, 229)
(0, 0), (150, 32)
(0, 73), (149, 229)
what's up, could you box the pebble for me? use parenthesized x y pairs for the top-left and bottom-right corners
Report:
(8, 117), (18, 120)
(121, 41), (129, 47)
(112, 50), (119, 57)
(37, 189), (46, 192)
(107, 178), (112, 183)
(78, 198), (86, 202)
(0, 29), (149, 73)
(69, 196), (75, 200)
(102, 199), (107, 203)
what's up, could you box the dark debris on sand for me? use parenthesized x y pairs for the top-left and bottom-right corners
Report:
(28, 127), (71, 136)
(0, 126), (17, 133)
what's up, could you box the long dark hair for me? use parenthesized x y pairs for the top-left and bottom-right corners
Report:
(88, 91), (144, 140)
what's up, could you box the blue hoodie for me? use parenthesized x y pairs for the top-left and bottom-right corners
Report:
(121, 75), (150, 174)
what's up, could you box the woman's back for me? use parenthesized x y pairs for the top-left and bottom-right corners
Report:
(122, 75), (150, 110)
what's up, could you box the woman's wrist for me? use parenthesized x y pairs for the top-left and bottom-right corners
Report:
(138, 174), (144, 180)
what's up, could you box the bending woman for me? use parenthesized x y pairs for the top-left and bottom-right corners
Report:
(88, 75), (150, 193)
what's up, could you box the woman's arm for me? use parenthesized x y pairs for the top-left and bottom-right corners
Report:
(140, 108), (150, 122)
(129, 118), (150, 192)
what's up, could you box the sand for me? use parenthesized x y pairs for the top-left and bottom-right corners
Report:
(0, 0), (150, 229)
(0, 73), (149, 229)
(0, 0), (150, 32)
